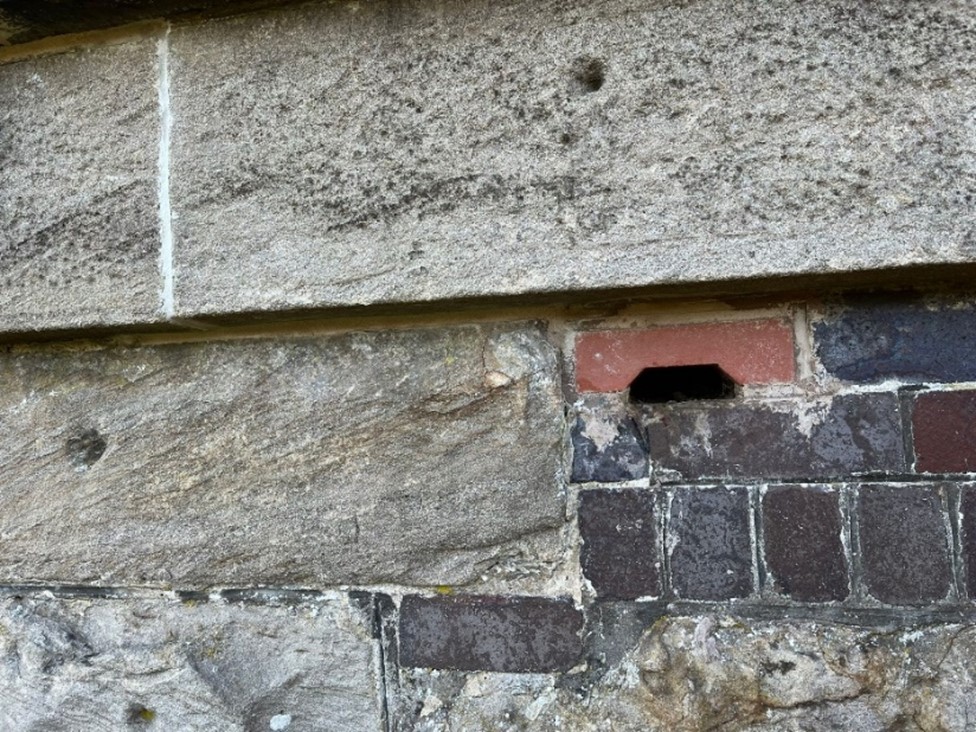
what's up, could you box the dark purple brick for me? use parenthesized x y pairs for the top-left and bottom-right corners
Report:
(815, 300), (976, 383)
(962, 487), (976, 599)
(571, 396), (648, 483)
(669, 486), (752, 600)
(578, 489), (659, 599)
(858, 484), (952, 605)
(398, 595), (583, 672)
(762, 486), (848, 602)
(913, 390), (976, 473)
(646, 393), (906, 481)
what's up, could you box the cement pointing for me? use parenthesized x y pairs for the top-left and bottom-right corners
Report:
(167, 0), (976, 318)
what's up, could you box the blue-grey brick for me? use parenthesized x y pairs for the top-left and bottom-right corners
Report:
(571, 396), (648, 483)
(815, 301), (976, 382)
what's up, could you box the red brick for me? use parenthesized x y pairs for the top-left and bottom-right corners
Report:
(576, 319), (795, 393)
(913, 390), (976, 473)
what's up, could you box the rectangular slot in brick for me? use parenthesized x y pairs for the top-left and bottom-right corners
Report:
(576, 319), (795, 394)
(857, 484), (952, 605)
(646, 393), (906, 481)
(669, 486), (752, 601)
(761, 485), (849, 602)
(578, 489), (659, 600)
(398, 595), (583, 673)
(912, 390), (976, 473)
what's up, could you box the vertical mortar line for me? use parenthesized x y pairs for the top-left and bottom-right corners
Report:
(752, 483), (767, 599)
(658, 487), (674, 601)
(841, 482), (864, 604)
(792, 302), (815, 382)
(959, 483), (970, 603)
(945, 482), (965, 604)
(898, 385), (920, 474)
(157, 24), (175, 318)
(372, 595), (392, 732)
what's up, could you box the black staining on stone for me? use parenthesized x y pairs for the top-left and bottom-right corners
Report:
(762, 486), (849, 602)
(579, 489), (659, 600)
(815, 300), (976, 383)
(0, 0), (290, 45)
(571, 55), (606, 93)
(645, 393), (906, 481)
(571, 410), (648, 483)
(398, 595), (583, 672)
(126, 704), (156, 725)
(66, 428), (107, 469)
(858, 484), (952, 605)
(629, 364), (737, 404)
(669, 486), (753, 601)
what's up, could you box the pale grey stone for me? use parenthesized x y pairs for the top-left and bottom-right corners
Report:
(395, 615), (976, 731)
(170, 0), (976, 318)
(0, 40), (162, 332)
(0, 322), (567, 590)
(0, 593), (381, 731)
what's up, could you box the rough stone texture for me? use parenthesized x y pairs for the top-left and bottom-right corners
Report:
(0, 40), (162, 332)
(571, 394), (647, 483)
(578, 489), (659, 600)
(858, 484), (952, 605)
(169, 0), (976, 319)
(669, 486), (752, 600)
(761, 485), (848, 602)
(398, 595), (583, 672)
(0, 322), (568, 591)
(646, 393), (906, 481)
(395, 615), (976, 731)
(912, 389), (976, 473)
(0, 593), (381, 731)
(816, 301), (976, 383)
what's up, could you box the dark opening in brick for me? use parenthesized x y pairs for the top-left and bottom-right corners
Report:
(629, 364), (737, 404)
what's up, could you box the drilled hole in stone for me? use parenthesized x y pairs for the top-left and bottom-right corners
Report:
(628, 364), (737, 404)
(572, 55), (605, 93)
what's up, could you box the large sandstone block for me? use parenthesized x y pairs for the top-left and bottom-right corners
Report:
(169, 0), (976, 318)
(0, 40), (162, 332)
(0, 322), (567, 590)
(0, 593), (381, 731)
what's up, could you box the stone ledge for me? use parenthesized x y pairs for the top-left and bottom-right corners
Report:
(0, 0), (301, 46)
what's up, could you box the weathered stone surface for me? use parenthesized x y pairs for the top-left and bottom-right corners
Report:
(0, 593), (380, 731)
(398, 595), (583, 672)
(669, 486), (752, 600)
(858, 484), (952, 605)
(761, 485), (848, 602)
(169, 0), (976, 318)
(578, 488), (659, 600)
(646, 393), (906, 481)
(0, 322), (568, 590)
(0, 40), (162, 332)
(395, 615), (976, 731)
(912, 389), (976, 473)
(571, 395), (647, 483)
(816, 301), (976, 383)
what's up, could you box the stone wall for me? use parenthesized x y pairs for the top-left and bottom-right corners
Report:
(3, 0), (976, 730)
